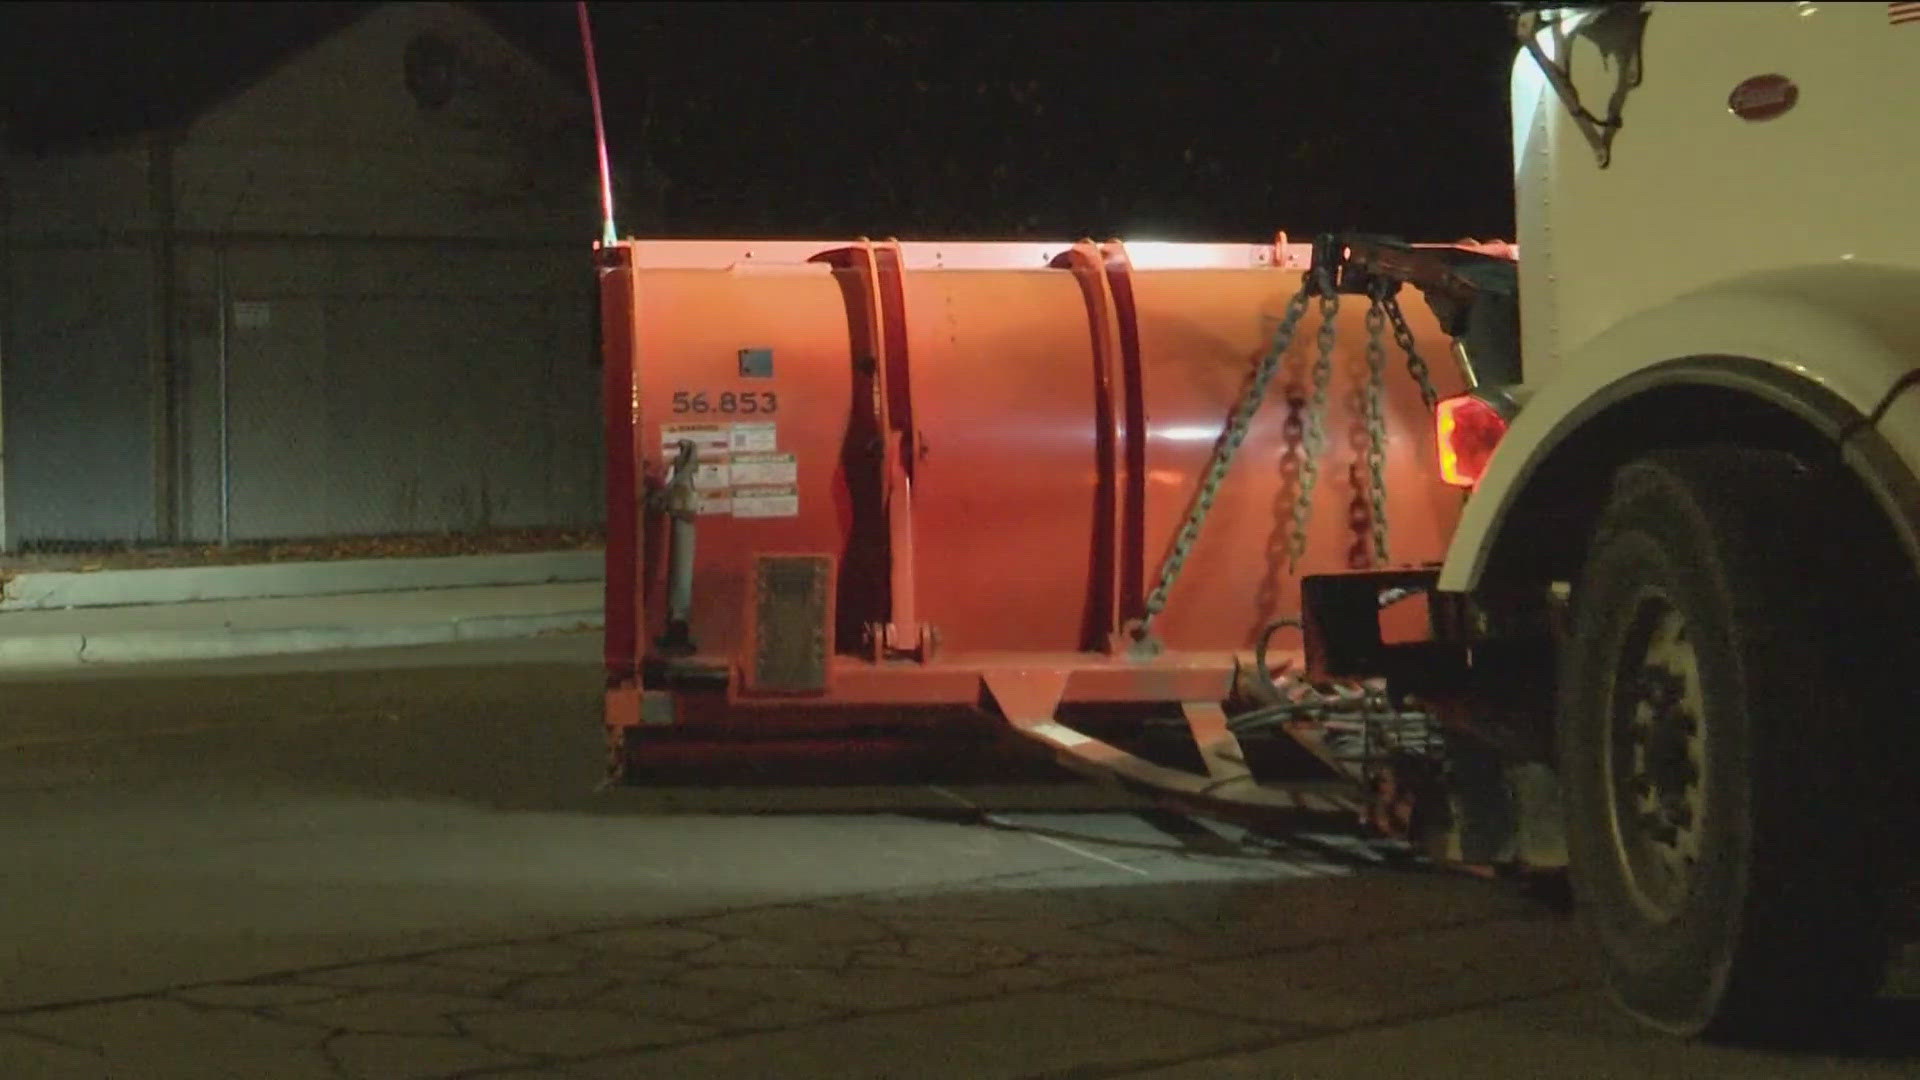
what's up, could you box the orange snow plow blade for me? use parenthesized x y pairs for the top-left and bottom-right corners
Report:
(597, 234), (1512, 816)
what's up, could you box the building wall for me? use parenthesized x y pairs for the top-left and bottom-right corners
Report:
(179, 2), (593, 242)
(2, 238), (158, 544)
(173, 239), (598, 543)
(0, 3), (605, 548)
(2, 143), (160, 544)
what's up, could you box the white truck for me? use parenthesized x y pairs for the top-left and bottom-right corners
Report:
(1378, 0), (1919, 1041)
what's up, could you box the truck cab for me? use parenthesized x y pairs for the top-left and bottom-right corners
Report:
(1437, 0), (1919, 1040)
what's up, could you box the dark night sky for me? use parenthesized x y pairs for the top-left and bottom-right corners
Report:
(1, 1), (1520, 242)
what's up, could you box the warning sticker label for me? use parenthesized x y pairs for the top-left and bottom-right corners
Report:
(732, 484), (800, 519)
(728, 452), (797, 487)
(690, 457), (732, 491)
(659, 423), (732, 453)
(654, 421), (795, 517)
(730, 422), (778, 453)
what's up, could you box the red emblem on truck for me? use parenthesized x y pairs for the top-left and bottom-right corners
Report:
(1728, 74), (1798, 121)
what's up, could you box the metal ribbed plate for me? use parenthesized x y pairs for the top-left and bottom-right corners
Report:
(752, 555), (831, 693)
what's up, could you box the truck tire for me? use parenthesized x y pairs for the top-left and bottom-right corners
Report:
(1560, 446), (1887, 1040)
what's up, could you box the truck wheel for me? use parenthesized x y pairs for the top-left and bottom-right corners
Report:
(1560, 446), (1886, 1040)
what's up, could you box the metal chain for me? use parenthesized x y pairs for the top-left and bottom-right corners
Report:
(1287, 290), (1341, 569)
(1344, 338), (1373, 570)
(1347, 463), (1371, 569)
(1364, 291), (1391, 565)
(1131, 253), (1445, 642)
(1383, 293), (1440, 410)
(1134, 284), (1316, 637)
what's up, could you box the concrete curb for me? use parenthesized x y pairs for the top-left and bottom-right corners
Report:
(1, 551), (604, 612)
(0, 610), (604, 672)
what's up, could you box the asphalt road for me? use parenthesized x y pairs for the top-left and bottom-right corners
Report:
(1, 635), (1913, 1079)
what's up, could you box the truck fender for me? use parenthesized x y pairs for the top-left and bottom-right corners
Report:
(1437, 266), (1920, 594)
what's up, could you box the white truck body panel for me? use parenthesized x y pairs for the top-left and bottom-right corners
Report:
(1439, 0), (1920, 592)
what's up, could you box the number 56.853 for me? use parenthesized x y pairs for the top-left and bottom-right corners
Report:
(671, 391), (778, 415)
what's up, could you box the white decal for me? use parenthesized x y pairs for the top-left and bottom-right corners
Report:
(656, 423), (796, 517)
(690, 459), (731, 492)
(659, 423), (731, 452)
(728, 452), (797, 487)
(730, 422), (778, 452)
(731, 484), (799, 519)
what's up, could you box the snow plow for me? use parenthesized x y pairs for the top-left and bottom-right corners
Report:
(595, 233), (1521, 844)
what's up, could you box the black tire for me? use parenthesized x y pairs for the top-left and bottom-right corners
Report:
(1560, 446), (1889, 1041)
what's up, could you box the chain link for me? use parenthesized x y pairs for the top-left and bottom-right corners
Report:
(1383, 293), (1440, 410)
(1287, 291), (1340, 570)
(1345, 334), (1373, 570)
(1364, 291), (1391, 565)
(1135, 284), (1315, 636)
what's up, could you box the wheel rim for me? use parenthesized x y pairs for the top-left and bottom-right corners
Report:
(1604, 589), (1708, 924)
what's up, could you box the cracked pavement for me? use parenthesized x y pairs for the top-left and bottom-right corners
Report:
(0, 853), (1591, 1080)
(1, 637), (1914, 1079)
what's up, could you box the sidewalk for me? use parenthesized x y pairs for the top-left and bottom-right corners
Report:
(0, 551), (604, 672)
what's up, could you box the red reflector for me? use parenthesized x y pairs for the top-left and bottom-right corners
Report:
(1435, 394), (1508, 488)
